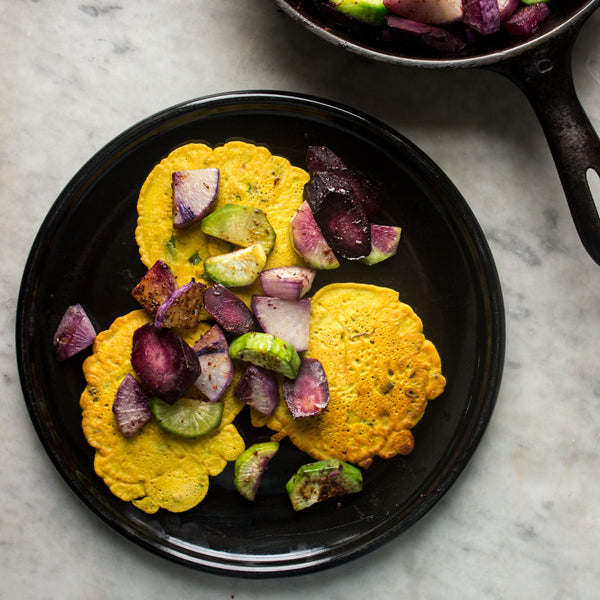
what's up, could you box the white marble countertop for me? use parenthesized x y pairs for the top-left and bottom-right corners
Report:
(2, 1), (600, 598)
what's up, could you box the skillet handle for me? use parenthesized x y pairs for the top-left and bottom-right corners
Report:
(489, 32), (600, 266)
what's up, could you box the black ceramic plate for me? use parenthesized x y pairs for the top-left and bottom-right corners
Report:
(17, 91), (504, 577)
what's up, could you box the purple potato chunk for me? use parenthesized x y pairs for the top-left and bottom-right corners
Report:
(503, 3), (550, 35)
(203, 284), (261, 336)
(172, 168), (219, 229)
(303, 170), (371, 260)
(130, 323), (200, 404)
(282, 357), (330, 418)
(131, 260), (178, 317)
(259, 266), (316, 300)
(154, 280), (206, 329)
(112, 373), (153, 438)
(305, 146), (380, 217)
(290, 201), (340, 270)
(53, 304), (97, 361)
(462, 0), (500, 34)
(385, 15), (467, 51)
(251, 296), (311, 352)
(233, 364), (279, 417)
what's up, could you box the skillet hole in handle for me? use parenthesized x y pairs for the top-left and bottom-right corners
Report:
(488, 29), (600, 266)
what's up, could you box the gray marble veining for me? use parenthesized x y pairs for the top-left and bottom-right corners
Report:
(2, 1), (599, 598)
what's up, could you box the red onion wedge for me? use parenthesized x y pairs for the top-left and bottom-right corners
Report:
(154, 280), (206, 329)
(131, 260), (178, 317)
(250, 296), (311, 352)
(193, 324), (234, 402)
(303, 171), (371, 260)
(259, 266), (316, 300)
(383, 0), (463, 25)
(386, 15), (467, 51)
(233, 363), (280, 417)
(290, 201), (340, 270)
(503, 2), (550, 35)
(130, 323), (200, 404)
(112, 373), (153, 438)
(172, 168), (219, 229)
(53, 304), (97, 361)
(462, 0), (500, 35)
(203, 284), (261, 336)
(282, 357), (330, 418)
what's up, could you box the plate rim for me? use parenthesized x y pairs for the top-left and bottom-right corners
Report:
(16, 90), (505, 577)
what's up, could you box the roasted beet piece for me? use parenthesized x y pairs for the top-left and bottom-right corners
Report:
(203, 284), (261, 336)
(282, 357), (329, 418)
(305, 146), (380, 217)
(112, 373), (153, 438)
(233, 363), (279, 417)
(130, 323), (200, 404)
(154, 280), (206, 329)
(132, 260), (178, 317)
(303, 171), (371, 260)
(53, 304), (97, 361)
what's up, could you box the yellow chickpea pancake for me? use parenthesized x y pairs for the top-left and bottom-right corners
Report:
(135, 141), (310, 302)
(80, 309), (245, 514)
(254, 283), (446, 469)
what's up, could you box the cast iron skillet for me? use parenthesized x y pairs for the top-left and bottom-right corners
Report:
(274, 0), (600, 265)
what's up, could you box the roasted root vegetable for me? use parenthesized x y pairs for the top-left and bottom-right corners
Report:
(290, 201), (340, 270)
(154, 280), (206, 329)
(282, 357), (329, 418)
(172, 168), (219, 229)
(233, 441), (280, 501)
(286, 459), (363, 511)
(203, 284), (261, 336)
(360, 224), (402, 265)
(233, 364), (280, 417)
(131, 260), (178, 317)
(503, 2), (550, 35)
(130, 323), (200, 404)
(303, 170), (371, 260)
(259, 266), (315, 300)
(383, 0), (462, 24)
(112, 373), (153, 438)
(251, 296), (311, 352)
(193, 324), (234, 402)
(53, 304), (97, 361)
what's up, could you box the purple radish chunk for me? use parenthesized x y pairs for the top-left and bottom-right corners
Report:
(193, 323), (229, 355)
(503, 2), (550, 35)
(498, 0), (519, 22)
(283, 358), (329, 418)
(233, 364), (279, 417)
(361, 224), (402, 265)
(130, 323), (200, 404)
(251, 296), (311, 352)
(193, 325), (234, 401)
(383, 0), (463, 24)
(203, 284), (261, 336)
(195, 352), (234, 402)
(53, 304), (97, 361)
(303, 171), (371, 260)
(385, 16), (467, 51)
(259, 266), (316, 300)
(462, 0), (500, 35)
(290, 201), (340, 270)
(172, 168), (219, 229)
(132, 260), (178, 317)
(305, 146), (380, 217)
(112, 373), (153, 438)
(154, 280), (206, 329)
